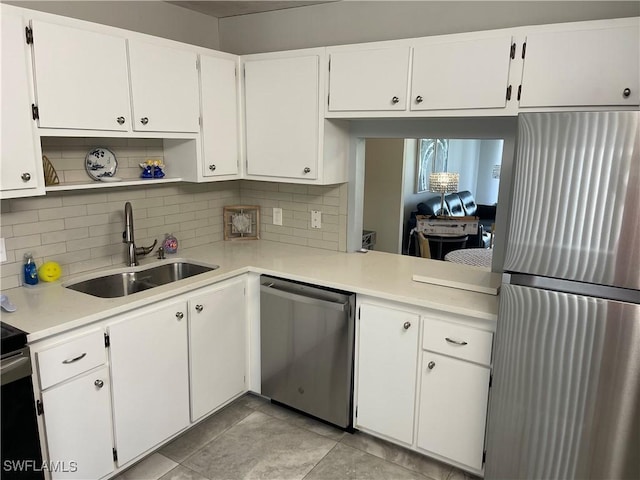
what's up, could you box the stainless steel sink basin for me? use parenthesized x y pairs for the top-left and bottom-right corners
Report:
(65, 262), (218, 298)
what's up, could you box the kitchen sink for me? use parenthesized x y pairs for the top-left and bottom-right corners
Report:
(65, 261), (218, 298)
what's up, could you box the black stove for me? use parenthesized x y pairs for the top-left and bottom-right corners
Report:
(1, 322), (28, 355)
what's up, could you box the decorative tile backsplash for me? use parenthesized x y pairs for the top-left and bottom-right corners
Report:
(0, 139), (348, 289)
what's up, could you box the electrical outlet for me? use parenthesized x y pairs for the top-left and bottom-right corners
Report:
(273, 207), (283, 226)
(0, 238), (6, 263)
(311, 210), (321, 229)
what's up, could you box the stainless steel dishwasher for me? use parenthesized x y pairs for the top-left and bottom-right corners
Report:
(260, 275), (355, 430)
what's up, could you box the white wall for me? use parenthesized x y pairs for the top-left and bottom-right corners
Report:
(219, 1), (640, 54)
(475, 140), (503, 205)
(5, 1), (221, 49)
(363, 138), (405, 254)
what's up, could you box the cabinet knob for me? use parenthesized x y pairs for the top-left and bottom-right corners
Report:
(140, 117), (149, 125)
(94, 379), (104, 388)
(415, 95), (424, 104)
(391, 96), (400, 104)
(116, 116), (125, 125)
(21, 172), (31, 182)
(427, 361), (436, 370)
(303, 167), (311, 174)
(403, 321), (411, 330)
(195, 304), (204, 313)
(176, 311), (184, 320)
(209, 164), (216, 171)
(623, 88), (631, 98)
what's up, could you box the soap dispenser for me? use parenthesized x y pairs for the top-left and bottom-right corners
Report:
(23, 252), (39, 286)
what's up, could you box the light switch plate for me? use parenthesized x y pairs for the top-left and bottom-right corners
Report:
(273, 207), (283, 226)
(0, 238), (6, 263)
(311, 210), (321, 229)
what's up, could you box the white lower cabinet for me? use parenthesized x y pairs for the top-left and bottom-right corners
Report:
(355, 298), (494, 475)
(417, 352), (490, 471)
(41, 366), (114, 480)
(108, 298), (190, 466)
(356, 303), (419, 445)
(188, 278), (247, 421)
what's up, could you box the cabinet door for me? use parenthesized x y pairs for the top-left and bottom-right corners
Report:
(0, 9), (43, 197)
(356, 303), (419, 445)
(109, 299), (189, 466)
(128, 40), (200, 133)
(417, 352), (490, 471)
(189, 278), (246, 421)
(328, 47), (410, 111)
(41, 366), (114, 480)
(244, 55), (319, 180)
(411, 35), (513, 111)
(30, 20), (130, 131)
(519, 25), (639, 107)
(200, 55), (239, 177)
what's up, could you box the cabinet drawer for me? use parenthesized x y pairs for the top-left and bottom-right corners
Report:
(37, 330), (106, 390)
(422, 317), (492, 365)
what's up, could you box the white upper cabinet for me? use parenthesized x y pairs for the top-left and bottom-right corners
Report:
(244, 53), (320, 180)
(200, 54), (240, 178)
(410, 35), (514, 111)
(328, 47), (411, 111)
(128, 40), (200, 133)
(0, 7), (44, 199)
(243, 49), (349, 184)
(30, 20), (131, 131)
(519, 21), (640, 107)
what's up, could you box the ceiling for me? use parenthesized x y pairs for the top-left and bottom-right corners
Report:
(167, 1), (337, 18)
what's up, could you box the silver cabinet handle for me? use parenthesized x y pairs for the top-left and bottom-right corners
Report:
(94, 379), (104, 388)
(303, 167), (311, 174)
(416, 95), (423, 104)
(176, 312), (184, 320)
(209, 164), (216, 171)
(445, 337), (468, 346)
(62, 352), (87, 364)
(391, 96), (400, 104)
(195, 305), (203, 313)
(140, 117), (149, 125)
(21, 173), (31, 182)
(623, 88), (631, 98)
(116, 116), (125, 125)
(403, 322), (411, 330)
(427, 361), (436, 370)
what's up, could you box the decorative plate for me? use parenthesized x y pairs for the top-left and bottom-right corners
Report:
(85, 147), (118, 181)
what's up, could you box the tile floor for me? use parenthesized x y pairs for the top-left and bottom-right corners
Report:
(113, 393), (476, 480)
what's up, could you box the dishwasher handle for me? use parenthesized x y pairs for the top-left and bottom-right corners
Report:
(260, 284), (349, 313)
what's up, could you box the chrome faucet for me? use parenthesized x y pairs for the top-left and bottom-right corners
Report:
(123, 202), (157, 267)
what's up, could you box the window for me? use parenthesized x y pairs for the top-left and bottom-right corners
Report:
(416, 138), (449, 193)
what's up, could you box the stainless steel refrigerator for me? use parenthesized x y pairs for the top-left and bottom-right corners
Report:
(485, 111), (640, 479)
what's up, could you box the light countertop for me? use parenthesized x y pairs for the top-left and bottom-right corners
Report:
(1, 240), (500, 342)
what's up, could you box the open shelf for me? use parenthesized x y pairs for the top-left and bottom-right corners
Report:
(45, 177), (183, 192)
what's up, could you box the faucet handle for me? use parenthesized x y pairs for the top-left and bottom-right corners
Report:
(157, 246), (165, 260)
(135, 239), (158, 257)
